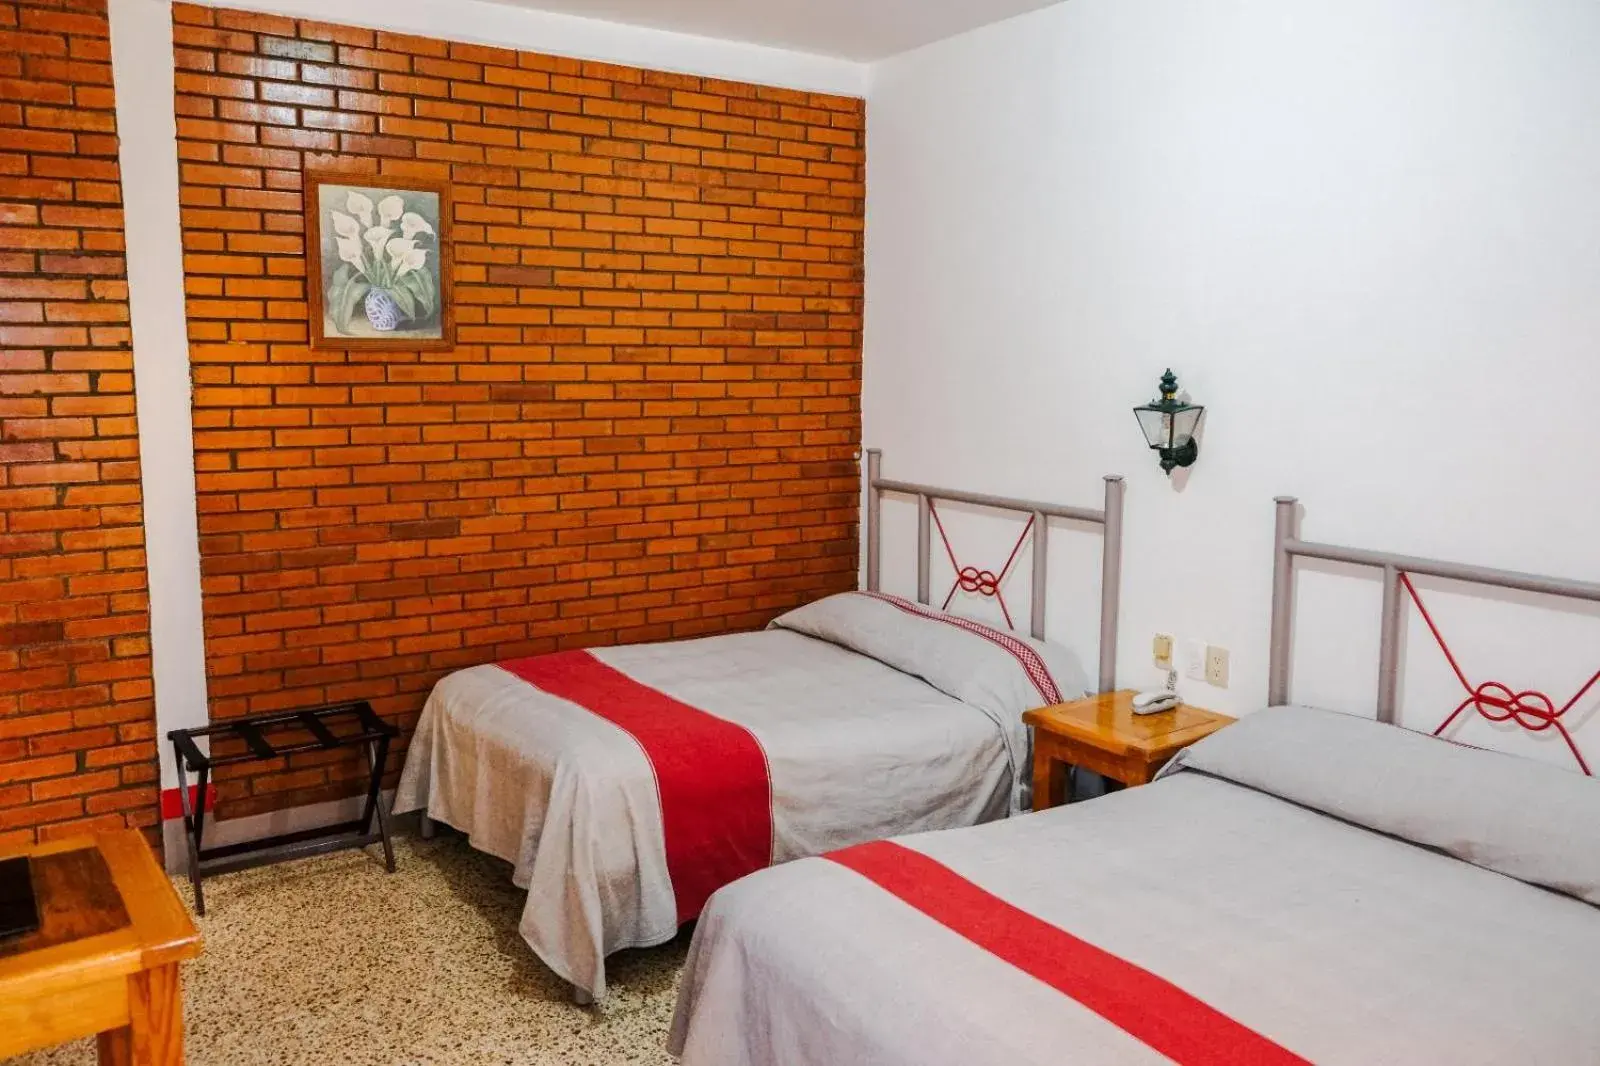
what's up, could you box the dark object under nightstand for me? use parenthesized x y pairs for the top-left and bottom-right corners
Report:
(0, 855), (38, 941)
(167, 701), (399, 915)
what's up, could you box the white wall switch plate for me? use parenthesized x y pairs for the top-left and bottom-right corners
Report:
(1184, 639), (1206, 682)
(1152, 633), (1173, 669)
(1205, 645), (1230, 688)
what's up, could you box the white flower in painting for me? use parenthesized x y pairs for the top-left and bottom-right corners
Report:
(400, 212), (435, 240)
(378, 195), (404, 224)
(331, 211), (360, 239)
(387, 236), (427, 277)
(336, 235), (366, 273)
(346, 191), (374, 228)
(363, 225), (392, 259)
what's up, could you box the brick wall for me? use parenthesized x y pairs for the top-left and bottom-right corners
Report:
(172, 5), (866, 819)
(0, 0), (158, 845)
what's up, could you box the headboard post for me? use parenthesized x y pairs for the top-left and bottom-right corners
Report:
(864, 448), (882, 592)
(915, 493), (932, 605)
(1029, 510), (1047, 642)
(1267, 496), (1299, 706)
(1376, 564), (1403, 724)
(1098, 476), (1125, 694)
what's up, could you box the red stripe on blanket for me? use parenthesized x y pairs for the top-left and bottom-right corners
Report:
(828, 841), (1309, 1066)
(500, 650), (773, 924)
(857, 591), (1062, 705)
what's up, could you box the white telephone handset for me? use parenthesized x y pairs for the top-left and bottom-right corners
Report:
(1131, 690), (1180, 714)
(1131, 669), (1181, 715)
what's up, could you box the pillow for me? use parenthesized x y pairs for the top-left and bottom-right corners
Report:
(772, 591), (1092, 812)
(1161, 705), (1600, 907)
(772, 591), (1090, 715)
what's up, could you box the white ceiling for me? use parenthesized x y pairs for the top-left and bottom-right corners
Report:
(497, 0), (1063, 61)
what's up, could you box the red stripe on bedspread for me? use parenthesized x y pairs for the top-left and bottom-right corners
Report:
(827, 840), (1309, 1066)
(501, 650), (774, 924)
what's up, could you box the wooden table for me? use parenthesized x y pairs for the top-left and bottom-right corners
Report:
(1023, 690), (1234, 811)
(0, 831), (202, 1064)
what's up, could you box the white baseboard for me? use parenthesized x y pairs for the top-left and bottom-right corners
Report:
(161, 789), (402, 875)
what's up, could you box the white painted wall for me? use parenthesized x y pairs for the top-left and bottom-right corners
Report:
(104, 0), (867, 799)
(864, 0), (1600, 767)
(110, 0), (210, 789)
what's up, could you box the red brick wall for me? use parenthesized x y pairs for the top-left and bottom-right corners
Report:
(171, 6), (866, 818)
(0, 0), (158, 845)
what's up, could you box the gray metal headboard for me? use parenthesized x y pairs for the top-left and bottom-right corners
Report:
(862, 448), (1126, 694)
(1269, 495), (1600, 724)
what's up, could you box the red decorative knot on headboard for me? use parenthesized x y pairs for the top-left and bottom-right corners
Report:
(1402, 573), (1598, 775)
(929, 501), (1033, 630)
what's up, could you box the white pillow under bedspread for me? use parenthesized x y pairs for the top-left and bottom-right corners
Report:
(772, 591), (1092, 810)
(1164, 704), (1600, 907)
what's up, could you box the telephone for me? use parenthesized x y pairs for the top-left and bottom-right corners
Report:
(1131, 690), (1180, 715)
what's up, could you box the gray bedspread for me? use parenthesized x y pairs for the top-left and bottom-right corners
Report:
(671, 706), (1600, 1065)
(393, 592), (1090, 998)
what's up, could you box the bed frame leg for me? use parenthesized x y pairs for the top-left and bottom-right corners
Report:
(418, 814), (436, 840)
(572, 985), (593, 1007)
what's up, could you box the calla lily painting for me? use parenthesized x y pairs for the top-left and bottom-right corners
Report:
(304, 173), (452, 350)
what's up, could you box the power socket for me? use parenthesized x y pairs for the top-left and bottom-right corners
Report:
(1205, 645), (1230, 688)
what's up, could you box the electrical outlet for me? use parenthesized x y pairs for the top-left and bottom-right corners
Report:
(1183, 640), (1206, 682)
(1152, 634), (1173, 669)
(1205, 645), (1230, 688)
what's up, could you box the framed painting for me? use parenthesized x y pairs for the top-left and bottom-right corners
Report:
(304, 171), (453, 350)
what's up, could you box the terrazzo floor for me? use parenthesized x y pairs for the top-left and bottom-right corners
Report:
(6, 832), (689, 1066)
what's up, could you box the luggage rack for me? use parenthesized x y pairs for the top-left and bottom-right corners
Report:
(167, 701), (399, 915)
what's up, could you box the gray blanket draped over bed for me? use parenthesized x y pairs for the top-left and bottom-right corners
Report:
(670, 706), (1600, 1065)
(392, 592), (1089, 997)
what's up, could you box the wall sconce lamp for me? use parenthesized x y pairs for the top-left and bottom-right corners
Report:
(1133, 369), (1203, 475)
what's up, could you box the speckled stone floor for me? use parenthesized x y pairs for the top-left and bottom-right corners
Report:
(6, 833), (688, 1066)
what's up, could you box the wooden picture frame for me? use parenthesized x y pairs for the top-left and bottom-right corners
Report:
(303, 171), (453, 350)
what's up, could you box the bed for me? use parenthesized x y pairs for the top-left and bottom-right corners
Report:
(392, 451), (1127, 1000)
(669, 495), (1600, 1064)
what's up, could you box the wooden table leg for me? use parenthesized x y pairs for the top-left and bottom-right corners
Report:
(97, 1027), (131, 1066)
(126, 965), (185, 1065)
(1031, 742), (1072, 812)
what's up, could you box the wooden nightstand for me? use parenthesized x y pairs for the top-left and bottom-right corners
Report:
(0, 831), (202, 1064)
(1023, 690), (1234, 811)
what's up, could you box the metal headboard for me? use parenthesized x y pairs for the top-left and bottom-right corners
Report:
(1269, 496), (1600, 733)
(862, 448), (1126, 694)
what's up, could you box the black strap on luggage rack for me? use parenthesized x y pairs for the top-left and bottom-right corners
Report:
(167, 701), (399, 915)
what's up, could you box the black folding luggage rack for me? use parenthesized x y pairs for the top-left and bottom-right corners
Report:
(167, 701), (399, 915)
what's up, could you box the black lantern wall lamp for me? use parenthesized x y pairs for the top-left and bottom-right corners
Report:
(1133, 369), (1203, 475)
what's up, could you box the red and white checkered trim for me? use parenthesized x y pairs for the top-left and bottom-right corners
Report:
(857, 591), (1062, 706)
